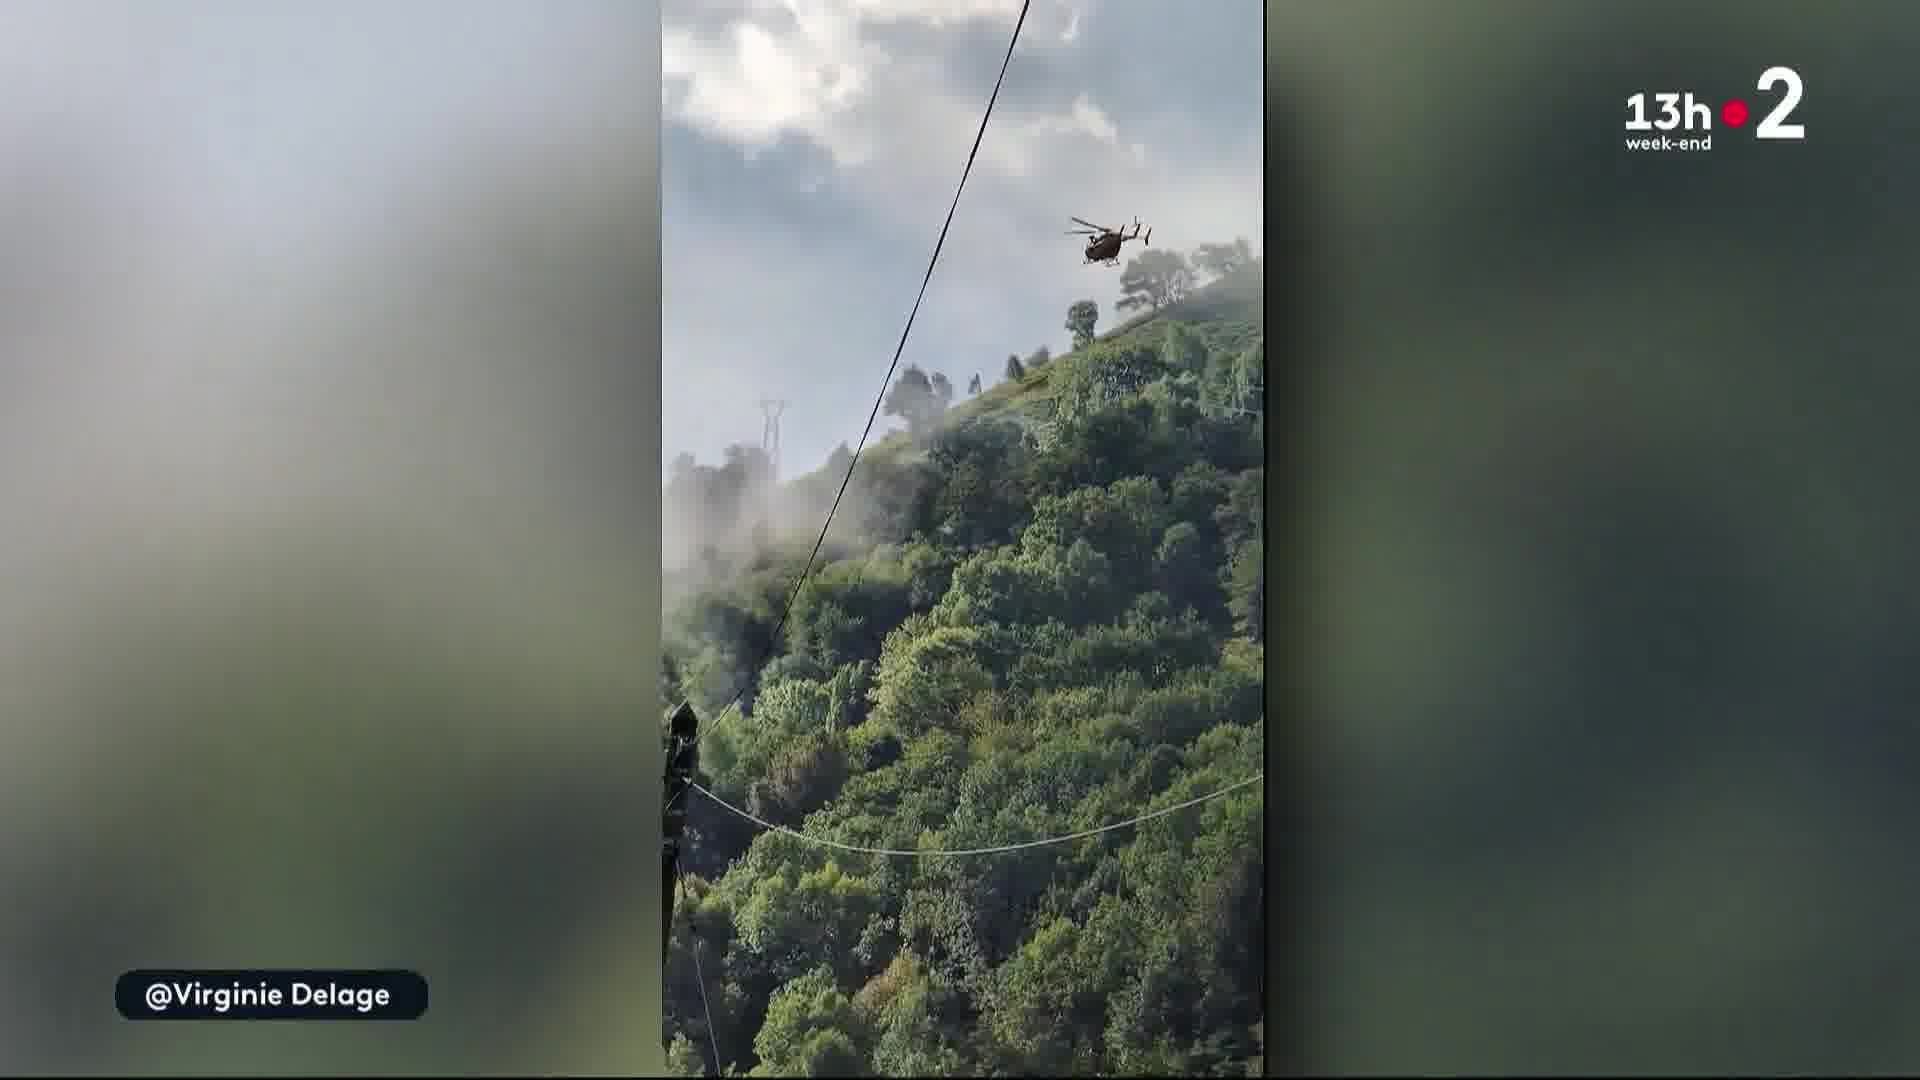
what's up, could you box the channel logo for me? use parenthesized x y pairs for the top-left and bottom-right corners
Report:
(1624, 65), (1805, 151)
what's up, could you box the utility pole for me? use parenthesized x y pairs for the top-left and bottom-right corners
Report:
(758, 399), (787, 484)
(661, 701), (699, 969)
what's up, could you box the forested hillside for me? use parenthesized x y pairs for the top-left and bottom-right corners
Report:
(661, 252), (1267, 1076)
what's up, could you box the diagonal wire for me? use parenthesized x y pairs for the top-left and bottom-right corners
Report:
(691, 938), (721, 1076)
(665, 0), (1035, 810)
(688, 772), (1263, 858)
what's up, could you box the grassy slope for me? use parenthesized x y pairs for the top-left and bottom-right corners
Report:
(825, 262), (1266, 470)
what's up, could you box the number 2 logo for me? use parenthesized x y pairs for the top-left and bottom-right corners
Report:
(1755, 65), (1804, 140)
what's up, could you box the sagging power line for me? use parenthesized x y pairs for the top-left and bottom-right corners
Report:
(689, 772), (1263, 859)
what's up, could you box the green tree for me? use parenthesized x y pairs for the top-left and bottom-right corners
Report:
(1156, 520), (1221, 617)
(857, 952), (973, 1075)
(664, 1033), (708, 1076)
(824, 659), (875, 733)
(1051, 343), (1168, 427)
(897, 540), (958, 611)
(937, 541), (1116, 631)
(747, 732), (849, 827)
(1021, 475), (1171, 588)
(749, 966), (870, 1077)
(736, 863), (884, 990)
(884, 365), (950, 436)
(752, 677), (834, 736)
(1216, 468), (1264, 551)
(868, 621), (993, 736)
(1004, 352), (1025, 381)
(1225, 535), (1264, 642)
(1065, 299), (1099, 350)
(984, 916), (1109, 1073)
(1233, 339), (1264, 410)
(1116, 249), (1195, 313)
(927, 418), (1032, 550)
(1170, 462), (1230, 542)
(1162, 321), (1210, 375)
(785, 562), (910, 670)
(1202, 337), (1264, 417)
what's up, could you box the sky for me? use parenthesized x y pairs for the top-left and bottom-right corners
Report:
(662, 0), (1266, 476)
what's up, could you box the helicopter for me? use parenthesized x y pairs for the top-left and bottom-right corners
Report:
(1066, 216), (1151, 266)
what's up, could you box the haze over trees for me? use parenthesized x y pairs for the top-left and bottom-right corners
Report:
(1115, 249), (1196, 313)
(660, 250), (1266, 1076)
(1193, 236), (1255, 281)
(883, 364), (954, 437)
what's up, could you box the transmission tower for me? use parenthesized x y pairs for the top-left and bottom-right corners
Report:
(759, 399), (788, 483)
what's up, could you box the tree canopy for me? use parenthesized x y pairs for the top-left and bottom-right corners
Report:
(1116, 250), (1196, 313)
(661, 254), (1266, 1078)
(871, 364), (957, 443)
(1065, 300), (1099, 351)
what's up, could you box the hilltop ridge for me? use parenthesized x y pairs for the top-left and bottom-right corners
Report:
(816, 259), (1265, 472)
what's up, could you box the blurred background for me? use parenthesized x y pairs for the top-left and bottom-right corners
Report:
(1280, 0), (1920, 1072)
(0, 3), (664, 1073)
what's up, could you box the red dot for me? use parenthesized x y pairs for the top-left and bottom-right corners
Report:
(1722, 99), (1749, 127)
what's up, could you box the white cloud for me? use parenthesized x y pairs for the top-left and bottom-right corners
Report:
(662, 0), (1109, 179)
(843, 0), (1027, 25)
(662, 16), (881, 167)
(992, 94), (1146, 176)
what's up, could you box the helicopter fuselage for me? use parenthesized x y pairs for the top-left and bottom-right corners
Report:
(1084, 233), (1123, 263)
(1072, 217), (1148, 266)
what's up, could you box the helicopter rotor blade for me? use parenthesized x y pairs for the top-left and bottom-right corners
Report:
(1069, 216), (1103, 231)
